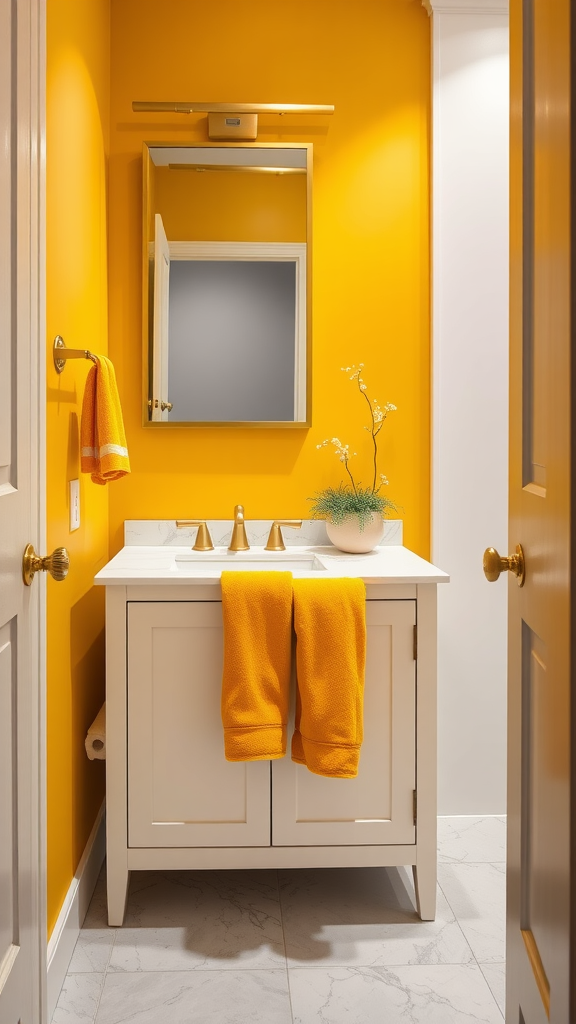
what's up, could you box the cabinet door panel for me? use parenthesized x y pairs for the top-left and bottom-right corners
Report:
(128, 602), (271, 847)
(272, 600), (416, 846)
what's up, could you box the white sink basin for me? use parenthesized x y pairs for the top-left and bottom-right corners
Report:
(172, 549), (326, 574)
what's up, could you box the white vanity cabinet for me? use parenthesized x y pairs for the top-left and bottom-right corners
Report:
(103, 583), (441, 928)
(127, 599), (416, 851)
(97, 532), (448, 929)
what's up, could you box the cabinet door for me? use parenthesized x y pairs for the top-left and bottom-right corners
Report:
(127, 602), (271, 847)
(272, 600), (416, 846)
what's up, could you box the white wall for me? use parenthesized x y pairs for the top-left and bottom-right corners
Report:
(429, 0), (509, 813)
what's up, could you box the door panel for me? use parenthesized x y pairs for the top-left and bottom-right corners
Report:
(127, 602), (271, 848)
(0, 0), (43, 1020)
(508, 0), (572, 1020)
(272, 600), (416, 847)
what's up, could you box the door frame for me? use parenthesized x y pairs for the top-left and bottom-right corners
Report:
(20, 0), (47, 1018)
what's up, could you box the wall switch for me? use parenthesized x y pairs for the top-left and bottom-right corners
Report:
(70, 479), (80, 531)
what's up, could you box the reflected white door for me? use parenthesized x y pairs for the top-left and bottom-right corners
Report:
(0, 0), (44, 1021)
(152, 213), (171, 421)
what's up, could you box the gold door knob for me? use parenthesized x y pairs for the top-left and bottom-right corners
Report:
(22, 544), (70, 586)
(161, 401), (173, 412)
(483, 544), (525, 587)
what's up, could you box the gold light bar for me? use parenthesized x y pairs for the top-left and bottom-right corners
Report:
(132, 101), (334, 115)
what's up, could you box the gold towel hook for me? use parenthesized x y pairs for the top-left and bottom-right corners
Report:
(53, 335), (98, 375)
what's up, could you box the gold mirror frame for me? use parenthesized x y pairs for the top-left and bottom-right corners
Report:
(142, 141), (313, 429)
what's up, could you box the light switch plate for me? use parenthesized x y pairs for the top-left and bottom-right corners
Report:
(70, 479), (80, 531)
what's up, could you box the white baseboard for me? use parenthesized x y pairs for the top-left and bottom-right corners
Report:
(47, 802), (106, 1022)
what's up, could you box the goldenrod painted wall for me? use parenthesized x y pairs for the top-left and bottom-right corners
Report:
(46, 0), (110, 937)
(108, 0), (430, 558)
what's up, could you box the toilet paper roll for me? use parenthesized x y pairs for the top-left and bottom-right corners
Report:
(85, 703), (106, 760)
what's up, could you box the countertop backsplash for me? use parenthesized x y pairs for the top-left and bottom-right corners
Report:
(124, 518), (403, 548)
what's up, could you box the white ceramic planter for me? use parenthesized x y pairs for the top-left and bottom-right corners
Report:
(326, 513), (385, 553)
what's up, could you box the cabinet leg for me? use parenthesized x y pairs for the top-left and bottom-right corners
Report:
(107, 860), (130, 926)
(412, 861), (436, 921)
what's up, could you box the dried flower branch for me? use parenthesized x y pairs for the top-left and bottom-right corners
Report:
(310, 363), (398, 528)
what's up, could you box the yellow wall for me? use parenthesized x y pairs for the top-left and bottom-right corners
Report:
(46, 0), (110, 937)
(108, 0), (430, 558)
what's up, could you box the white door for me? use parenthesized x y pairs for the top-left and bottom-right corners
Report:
(152, 213), (171, 421)
(0, 0), (44, 1021)
(272, 600), (416, 846)
(504, 0), (573, 1020)
(127, 602), (271, 847)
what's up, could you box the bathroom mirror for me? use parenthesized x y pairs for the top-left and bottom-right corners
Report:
(143, 142), (311, 427)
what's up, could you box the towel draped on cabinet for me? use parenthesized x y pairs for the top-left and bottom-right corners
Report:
(221, 572), (293, 761)
(292, 577), (366, 778)
(220, 572), (366, 778)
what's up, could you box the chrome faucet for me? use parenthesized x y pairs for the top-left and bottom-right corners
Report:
(228, 504), (250, 552)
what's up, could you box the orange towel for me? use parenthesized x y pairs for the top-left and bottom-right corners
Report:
(292, 578), (366, 778)
(221, 571), (293, 761)
(80, 356), (130, 485)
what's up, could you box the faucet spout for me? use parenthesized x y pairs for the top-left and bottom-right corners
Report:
(228, 504), (250, 552)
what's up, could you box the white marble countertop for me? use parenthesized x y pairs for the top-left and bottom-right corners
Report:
(94, 543), (449, 587)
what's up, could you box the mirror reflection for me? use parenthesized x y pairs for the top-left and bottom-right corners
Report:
(143, 144), (311, 426)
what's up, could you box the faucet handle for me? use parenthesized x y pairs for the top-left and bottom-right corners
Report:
(175, 520), (214, 551)
(265, 520), (302, 552)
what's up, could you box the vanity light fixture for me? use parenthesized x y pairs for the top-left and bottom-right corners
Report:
(132, 100), (334, 140)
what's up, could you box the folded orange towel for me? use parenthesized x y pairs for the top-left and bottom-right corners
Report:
(221, 571), (293, 761)
(292, 577), (366, 778)
(80, 356), (130, 485)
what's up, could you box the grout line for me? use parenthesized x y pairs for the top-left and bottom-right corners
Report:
(89, 966), (299, 974)
(477, 962), (506, 1022)
(437, 815), (507, 819)
(437, 860), (507, 869)
(90, 973), (106, 1024)
(276, 869), (296, 1024)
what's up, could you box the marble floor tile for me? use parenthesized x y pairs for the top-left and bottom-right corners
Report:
(279, 867), (475, 967)
(438, 817), (507, 864)
(108, 869), (286, 972)
(480, 963), (506, 1016)
(69, 872), (116, 974)
(437, 862), (506, 963)
(52, 973), (105, 1024)
(94, 969), (293, 1024)
(288, 964), (504, 1024)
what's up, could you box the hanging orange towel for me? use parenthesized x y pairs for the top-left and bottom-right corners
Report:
(80, 355), (130, 485)
(221, 571), (293, 761)
(292, 577), (366, 778)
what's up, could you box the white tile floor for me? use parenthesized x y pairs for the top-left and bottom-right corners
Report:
(52, 815), (506, 1024)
